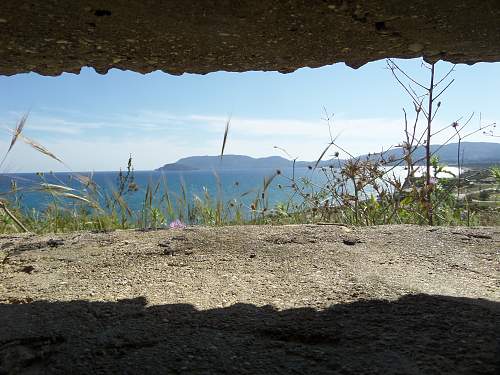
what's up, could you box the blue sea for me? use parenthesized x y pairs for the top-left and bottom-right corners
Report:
(0, 165), (456, 216)
(0, 168), (328, 214)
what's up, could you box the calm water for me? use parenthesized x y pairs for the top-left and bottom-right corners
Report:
(0, 166), (459, 214)
(0, 168), (323, 213)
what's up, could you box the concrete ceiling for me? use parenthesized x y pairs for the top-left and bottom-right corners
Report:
(0, 1), (499, 76)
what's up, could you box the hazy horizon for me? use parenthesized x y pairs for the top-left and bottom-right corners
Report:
(1, 58), (499, 173)
(2, 140), (497, 174)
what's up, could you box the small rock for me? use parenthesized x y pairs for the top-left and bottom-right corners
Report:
(164, 248), (175, 256)
(342, 237), (361, 246)
(20, 265), (35, 274)
(172, 235), (188, 241)
(468, 233), (492, 240)
(47, 239), (64, 247)
(158, 240), (175, 255)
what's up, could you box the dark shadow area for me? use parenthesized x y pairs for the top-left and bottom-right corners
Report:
(1, 294), (498, 374)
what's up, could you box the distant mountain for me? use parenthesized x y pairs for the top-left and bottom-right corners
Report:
(156, 142), (500, 171)
(360, 142), (500, 166)
(156, 154), (321, 171)
(155, 163), (198, 171)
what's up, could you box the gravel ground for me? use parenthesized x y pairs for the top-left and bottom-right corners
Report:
(1, 224), (499, 374)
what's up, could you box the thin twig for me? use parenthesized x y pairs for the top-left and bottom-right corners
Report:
(387, 59), (428, 90)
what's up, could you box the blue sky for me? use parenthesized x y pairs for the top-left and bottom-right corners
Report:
(0, 58), (498, 172)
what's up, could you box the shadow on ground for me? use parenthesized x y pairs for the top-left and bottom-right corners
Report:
(1, 294), (498, 374)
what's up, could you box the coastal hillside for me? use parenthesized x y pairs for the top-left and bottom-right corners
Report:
(156, 155), (319, 171)
(361, 142), (500, 166)
(156, 142), (500, 171)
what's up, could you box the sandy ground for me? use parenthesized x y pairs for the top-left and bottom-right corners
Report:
(0, 224), (499, 374)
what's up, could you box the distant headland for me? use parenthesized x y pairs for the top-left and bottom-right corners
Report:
(156, 142), (500, 171)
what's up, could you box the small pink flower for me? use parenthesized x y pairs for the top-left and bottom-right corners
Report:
(429, 177), (438, 185)
(169, 219), (186, 229)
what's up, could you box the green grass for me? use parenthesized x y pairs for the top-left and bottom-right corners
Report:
(1, 157), (498, 235)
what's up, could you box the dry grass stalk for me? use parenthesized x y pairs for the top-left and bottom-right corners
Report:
(39, 183), (75, 192)
(220, 116), (231, 159)
(60, 192), (91, 203)
(0, 200), (29, 232)
(0, 113), (28, 169)
(20, 133), (65, 165)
